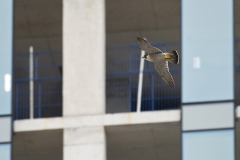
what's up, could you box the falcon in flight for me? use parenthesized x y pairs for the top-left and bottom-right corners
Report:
(137, 37), (179, 87)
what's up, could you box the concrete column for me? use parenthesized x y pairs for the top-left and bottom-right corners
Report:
(63, 0), (105, 116)
(63, 0), (106, 159)
(64, 126), (106, 160)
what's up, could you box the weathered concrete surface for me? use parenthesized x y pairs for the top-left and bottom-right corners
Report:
(62, 0), (106, 159)
(106, 122), (181, 160)
(14, 0), (62, 52)
(14, 110), (181, 132)
(13, 129), (63, 160)
(64, 126), (106, 160)
(13, 106), (240, 160)
(63, 0), (105, 116)
(15, 106), (240, 133)
(105, 0), (181, 46)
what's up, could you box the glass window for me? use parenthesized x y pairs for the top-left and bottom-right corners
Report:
(183, 130), (234, 160)
(0, 0), (13, 115)
(0, 144), (11, 160)
(182, 0), (233, 103)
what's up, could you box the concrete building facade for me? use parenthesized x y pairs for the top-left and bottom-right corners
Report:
(3, 0), (240, 160)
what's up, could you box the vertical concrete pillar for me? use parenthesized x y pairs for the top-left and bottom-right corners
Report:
(63, 0), (106, 159)
(63, 0), (105, 116)
(64, 126), (106, 160)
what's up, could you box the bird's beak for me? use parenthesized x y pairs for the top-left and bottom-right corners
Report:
(142, 55), (146, 58)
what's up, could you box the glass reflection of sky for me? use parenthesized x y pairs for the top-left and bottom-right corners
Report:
(0, 144), (11, 160)
(0, 1), (13, 115)
(182, 0), (233, 103)
(183, 130), (234, 160)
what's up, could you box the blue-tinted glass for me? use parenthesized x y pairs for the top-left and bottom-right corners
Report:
(0, 0), (13, 114)
(0, 117), (11, 143)
(183, 130), (234, 160)
(0, 144), (11, 160)
(182, 0), (233, 103)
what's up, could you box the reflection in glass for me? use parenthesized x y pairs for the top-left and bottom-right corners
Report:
(0, 144), (11, 160)
(0, 0), (13, 115)
(182, 0), (233, 103)
(183, 130), (234, 160)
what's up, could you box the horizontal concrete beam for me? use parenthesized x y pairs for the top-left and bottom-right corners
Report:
(14, 110), (180, 132)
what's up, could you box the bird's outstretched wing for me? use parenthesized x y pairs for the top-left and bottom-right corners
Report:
(154, 61), (175, 87)
(137, 37), (162, 54)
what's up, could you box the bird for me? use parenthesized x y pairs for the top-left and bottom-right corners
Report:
(137, 37), (179, 87)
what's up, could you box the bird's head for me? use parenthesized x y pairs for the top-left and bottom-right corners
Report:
(142, 55), (147, 59)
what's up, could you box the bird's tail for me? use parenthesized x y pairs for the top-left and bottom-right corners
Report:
(166, 50), (179, 64)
